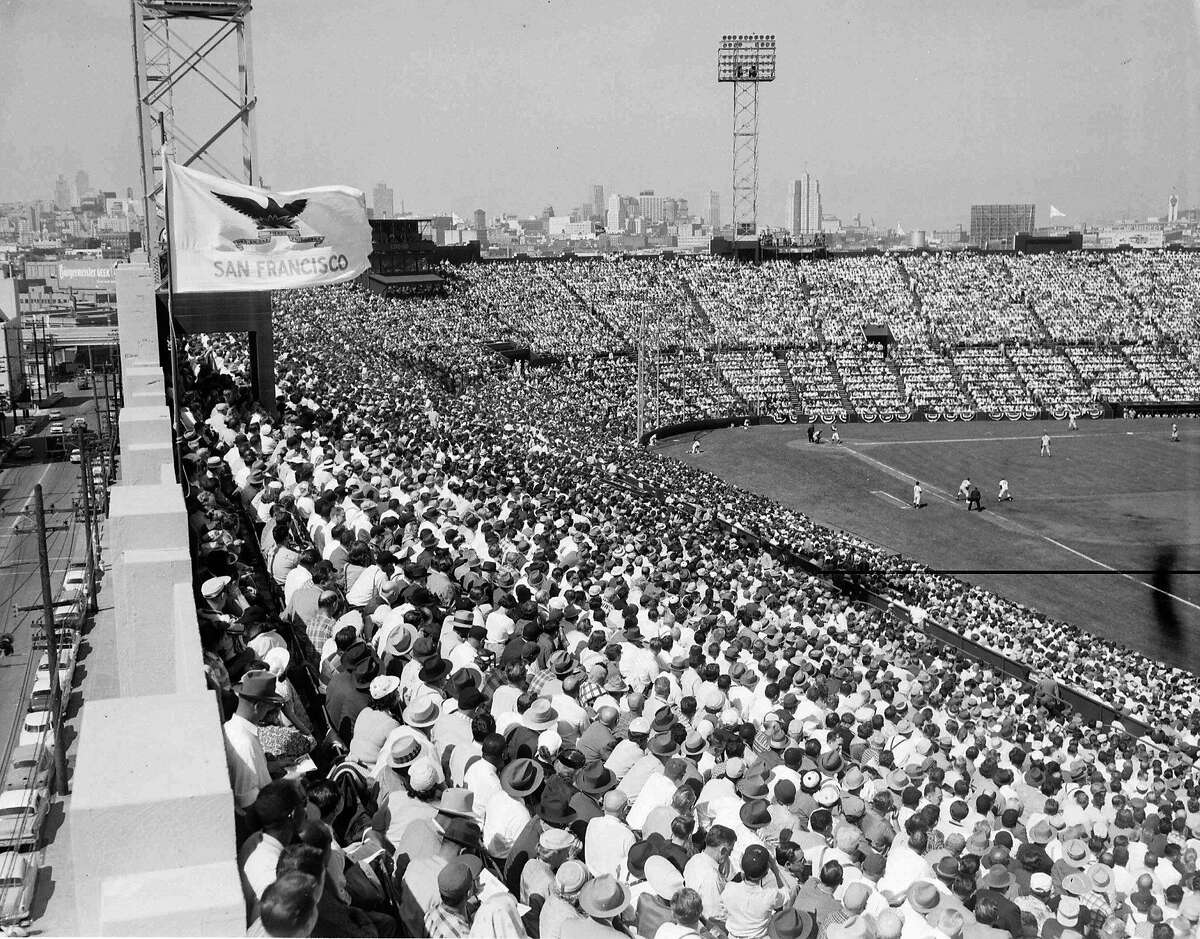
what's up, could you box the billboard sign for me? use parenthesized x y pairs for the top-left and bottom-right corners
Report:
(58, 259), (119, 291)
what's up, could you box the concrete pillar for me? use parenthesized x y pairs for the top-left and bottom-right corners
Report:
(71, 692), (242, 933)
(118, 405), (173, 449)
(116, 262), (158, 377)
(100, 862), (245, 936)
(247, 321), (277, 416)
(108, 484), (188, 561)
(121, 440), (176, 486)
(123, 363), (167, 408)
(110, 546), (198, 697)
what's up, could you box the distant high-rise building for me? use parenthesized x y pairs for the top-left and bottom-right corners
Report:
(473, 209), (487, 231)
(969, 204), (1036, 248)
(75, 170), (90, 200)
(638, 191), (669, 223)
(591, 185), (605, 219)
(54, 175), (72, 210)
(788, 175), (822, 237)
(606, 193), (625, 232)
(1168, 193), (1179, 224)
(372, 183), (394, 219)
(708, 191), (721, 231)
(542, 205), (555, 219)
(127, 186), (134, 200)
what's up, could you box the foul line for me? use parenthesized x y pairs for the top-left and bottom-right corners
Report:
(855, 429), (1162, 446)
(872, 490), (911, 509)
(842, 443), (1200, 614)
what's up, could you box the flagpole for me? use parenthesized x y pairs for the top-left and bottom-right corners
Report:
(163, 158), (186, 482)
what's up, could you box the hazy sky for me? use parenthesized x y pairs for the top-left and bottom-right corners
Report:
(2, 0), (1197, 230)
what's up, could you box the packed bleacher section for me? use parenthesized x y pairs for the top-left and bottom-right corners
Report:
(903, 255), (1045, 345)
(179, 253), (1200, 939)
(358, 253), (1199, 419)
(1007, 348), (1094, 411)
(952, 349), (1033, 412)
(715, 351), (791, 415)
(893, 350), (972, 414)
(833, 347), (907, 417)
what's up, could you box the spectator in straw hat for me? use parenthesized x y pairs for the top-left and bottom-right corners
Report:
(578, 873), (633, 937)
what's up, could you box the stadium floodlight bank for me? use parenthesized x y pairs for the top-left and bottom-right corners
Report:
(717, 34), (776, 245)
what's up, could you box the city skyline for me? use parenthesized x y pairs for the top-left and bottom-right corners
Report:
(2, 1), (1198, 231)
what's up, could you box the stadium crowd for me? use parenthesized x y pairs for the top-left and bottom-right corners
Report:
(177, 269), (1200, 939)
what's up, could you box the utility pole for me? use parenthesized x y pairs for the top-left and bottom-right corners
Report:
(76, 425), (97, 613)
(83, 446), (102, 562)
(33, 485), (70, 796)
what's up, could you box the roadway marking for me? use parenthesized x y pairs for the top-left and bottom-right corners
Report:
(841, 442), (1200, 614)
(871, 490), (911, 509)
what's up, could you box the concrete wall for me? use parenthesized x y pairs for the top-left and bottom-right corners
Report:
(68, 261), (245, 935)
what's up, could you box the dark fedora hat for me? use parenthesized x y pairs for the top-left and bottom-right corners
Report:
(575, 761), (618, 796)
(419, 657), (451, 684)
(500, 758), (545, 799)
(236, 669), (285, 706)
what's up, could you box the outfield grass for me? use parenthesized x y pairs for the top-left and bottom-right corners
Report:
(660, 417), (1200, 672)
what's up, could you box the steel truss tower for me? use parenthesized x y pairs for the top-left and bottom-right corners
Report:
(130, 0), (259, 270)
(717, 34), (776, 243)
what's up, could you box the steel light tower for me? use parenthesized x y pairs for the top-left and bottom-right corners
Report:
(717, 34), (776, 244)
(130, 0), (260, 271)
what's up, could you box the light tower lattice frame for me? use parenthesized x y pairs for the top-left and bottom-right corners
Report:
(130, 0), (259, 270)
(717, 35), (776, 243)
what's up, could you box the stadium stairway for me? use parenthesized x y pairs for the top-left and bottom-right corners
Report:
(943, 353), (976, 408)
(885, 355), (907, 405)
(1000, 346), (1033, 399)
(679, 275), (719, 340)
(775, 351), (803, 411)
(1023, 300), (1052, 340)
(551, 269), (625, 343)
(1061, 347), (1090, 391)
(825, 350), (853, 412)
(1118, 345), (1162, 399)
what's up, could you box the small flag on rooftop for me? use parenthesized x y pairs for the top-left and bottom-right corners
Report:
(1049, 205), (1067, 219)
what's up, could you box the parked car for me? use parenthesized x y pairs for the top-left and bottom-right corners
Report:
(35, 647), (75, 689)
(12, 444), (33, 461)
(29, 673), (68, 718)
(0, 789), (48, 850)
(11, 425), (27, 438)
(18, 711), (54, 750)
(69, 448), (80, 464)
(47, 410), (62, 422)
(48, 423), (65, 437)
(0, 854), (38, 925)
(4, 745), (54, 793)
(60, 565), (88, 601)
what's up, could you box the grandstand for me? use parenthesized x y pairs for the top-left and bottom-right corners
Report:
(364, 252), (1200, 430)
(93, 247), (1200, 936)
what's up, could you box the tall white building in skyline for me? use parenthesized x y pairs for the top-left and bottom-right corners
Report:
(788, 174), (822, 237)
(708, 191), (721, 231)
(606, 192), (625, 232)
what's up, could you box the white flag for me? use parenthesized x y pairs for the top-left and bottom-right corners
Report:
(1049, 205), (1066, 219)
(166, 161), (371, 294)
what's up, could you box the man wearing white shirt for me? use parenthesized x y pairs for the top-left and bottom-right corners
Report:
(585, 790), (637, 879)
